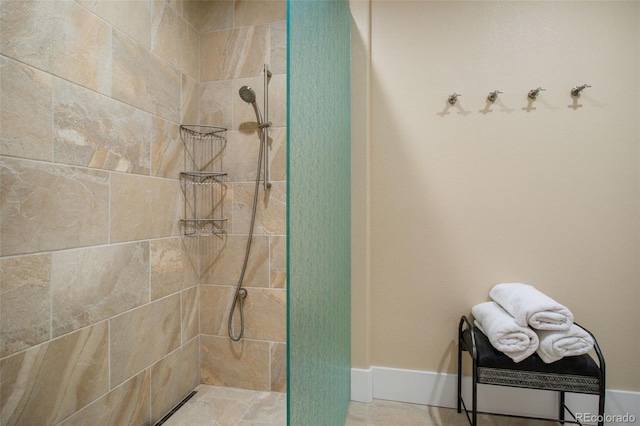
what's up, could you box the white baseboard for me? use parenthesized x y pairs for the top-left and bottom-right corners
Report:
(350, 368), (374, 403)
(351, 366), (639, 424)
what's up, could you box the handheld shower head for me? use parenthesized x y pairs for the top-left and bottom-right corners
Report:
(238, 86), (264, 126)
(239, 85), (257, 103)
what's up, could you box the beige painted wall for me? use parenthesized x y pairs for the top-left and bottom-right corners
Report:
(351, 1), (640, 391)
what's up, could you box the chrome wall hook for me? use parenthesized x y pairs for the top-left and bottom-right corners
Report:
(448, 93), (462, 105)
(487, 90), (503, 103)
(527, 87), (546, 100)
(571, 84), (591, 97)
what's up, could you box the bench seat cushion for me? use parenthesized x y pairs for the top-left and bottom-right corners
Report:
(462, 327), (601, 394)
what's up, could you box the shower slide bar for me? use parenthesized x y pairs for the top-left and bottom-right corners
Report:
(263, 64), (272, 190)
(229, 64), (272, 341)
(238, 65), (272, 190)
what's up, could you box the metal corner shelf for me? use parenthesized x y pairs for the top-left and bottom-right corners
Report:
(180, 218), (227, 237)
(179, 125), (228, 237)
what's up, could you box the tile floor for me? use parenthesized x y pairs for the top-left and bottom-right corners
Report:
(161, 385), (557, 426)
(160, 385), (286, 426)
(345, 399), (556, 425)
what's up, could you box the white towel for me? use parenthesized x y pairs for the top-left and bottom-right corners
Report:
(489, 283), (574, 330)
(536, 324), (595, 363)
(471, 301), (539, 363)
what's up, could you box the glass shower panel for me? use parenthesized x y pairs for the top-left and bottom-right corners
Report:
(287, 0), (351, 424)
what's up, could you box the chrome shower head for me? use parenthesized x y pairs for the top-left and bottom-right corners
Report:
(239, 86), (257, 104)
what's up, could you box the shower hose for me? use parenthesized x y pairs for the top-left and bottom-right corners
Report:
(228, 127), (266, 341)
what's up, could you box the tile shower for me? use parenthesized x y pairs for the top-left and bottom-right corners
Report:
(0, 0), (286, 424)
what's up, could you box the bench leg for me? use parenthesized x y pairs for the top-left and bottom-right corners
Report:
(472, 362), (477, 426)
(598, 389), (605, 426)
(457, 337), (462, 413)
(559, 391), (565, 424)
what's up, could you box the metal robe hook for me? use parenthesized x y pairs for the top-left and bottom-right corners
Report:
(487, 90), (503, 103)
(571, 84), (591, 97)
(528, 87), (546, 100)
(448, 93), (462, 105)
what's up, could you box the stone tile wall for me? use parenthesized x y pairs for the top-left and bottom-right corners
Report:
(0, 0), (288, 424)
(186, 0), (287, 394)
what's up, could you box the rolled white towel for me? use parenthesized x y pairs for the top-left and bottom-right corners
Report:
(471, 301), (539, 363)
(536, 324), (595, 363)
(489, 283), (574, 330)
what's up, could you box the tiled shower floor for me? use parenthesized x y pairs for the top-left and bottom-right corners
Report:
(160, 385), (286, 425)
(161, 385), (556, 425)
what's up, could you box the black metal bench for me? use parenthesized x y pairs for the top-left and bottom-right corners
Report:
(457, 315), (605, 425)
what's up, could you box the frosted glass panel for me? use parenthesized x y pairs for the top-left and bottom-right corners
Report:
(286, 0), (351, 424)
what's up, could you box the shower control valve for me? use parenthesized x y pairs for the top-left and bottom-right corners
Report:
(487, 90), (503, 103)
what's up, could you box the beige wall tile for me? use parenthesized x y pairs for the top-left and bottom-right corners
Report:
(266, 73), (286, 128)
(223, 131), (259, 182)
(0, 322), (109, 425)
(152, 117), (183, 179)
(232, 181), (285, 235)
(112, 29), (181, 123)
(200, 234), (269, 287)
(0, 254), (51, 357)
(270, 235), (286, 289)
(110, 295), (181, 387)
(53, 79), (152, 174)
(183, 0), (233, 33)
(0, 0), (112, 94)
(0, 0), (55, 73)
(0, 158), (109, 256)
(78, 0), (153, 49)
(166, 0), (184, 17)
(46, 1), (113, 94)
(58, 370), (151, 426)
(200, 335), (270, 391)
(110, 173), (181, 243)
(151, 237), (197, 300)
(200, 25), (269, 82)
(200, 284), (234, 336)
(182, 286), (200, 343)
(199, 80), (233, 128)
(182, 74), (200, 124)
(268, 126), (286, 181)
(243, 288), (285, 342)
(0, 57), (53, 161)
(150, 337), (199, 423)
(269, 20), (286, 75)
(270, 342), (286, 392)
(223, 128), (281, 183)
(201, 285), (284, 342)
(51, 242), (150, 337)
(234, 0), (286, 28)
(152, 2), (197, 78)
(183, 16), (200, 80)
